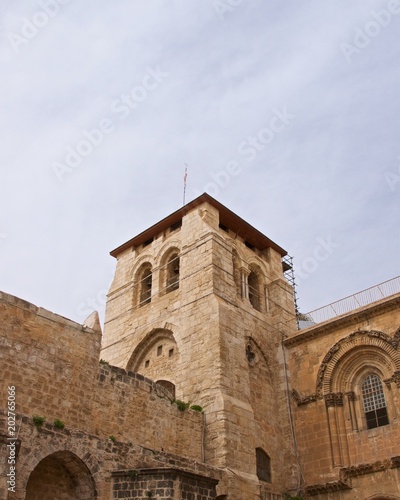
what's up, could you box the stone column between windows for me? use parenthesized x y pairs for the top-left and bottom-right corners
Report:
(346, 391), (358, 432)
(241, 270), (248, 299)
(325, 392), (347, 468)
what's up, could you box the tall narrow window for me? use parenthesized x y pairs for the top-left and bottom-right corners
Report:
(139, 265), (152, 306)
(361, 374), (389, 429)
(248, 271), (260, 311)
(166, 253), (179, 292)
(256, 448), (271, 483)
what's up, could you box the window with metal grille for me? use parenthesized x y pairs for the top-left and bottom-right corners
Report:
(361, 374), (389, 429)
(256, 448), (271, 483)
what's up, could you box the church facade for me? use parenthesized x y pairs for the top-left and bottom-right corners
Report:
(1, 193), (399, 499)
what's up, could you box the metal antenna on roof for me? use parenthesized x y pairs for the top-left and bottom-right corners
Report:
(183, 163), (188, 206)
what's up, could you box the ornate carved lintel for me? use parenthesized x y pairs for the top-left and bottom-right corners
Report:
(384, 370), (400, 390)
(291, 388), (318, 406)
(325, 392), (344, 407)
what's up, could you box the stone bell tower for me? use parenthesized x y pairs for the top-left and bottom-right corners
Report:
(102, 193), (298, 497)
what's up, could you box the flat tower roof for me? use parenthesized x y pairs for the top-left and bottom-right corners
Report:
(110, 193), (287, 258)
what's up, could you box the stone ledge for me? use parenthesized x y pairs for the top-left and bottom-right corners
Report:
(305, 456), (400, 496)
(285, 293), (400, 347)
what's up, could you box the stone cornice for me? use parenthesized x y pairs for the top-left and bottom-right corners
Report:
(306, 456), (400, 496)
(285, 293), (400, 347)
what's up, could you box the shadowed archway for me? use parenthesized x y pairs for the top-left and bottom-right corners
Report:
(25, 450), (97, 500)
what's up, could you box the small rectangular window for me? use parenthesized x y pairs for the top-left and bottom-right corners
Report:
(170, 221), (182, 232)
(157, 345), (163, 356)
(169, 348), (174, 357)
(145, 360), (150, 368)
(142, 237), (153, 247)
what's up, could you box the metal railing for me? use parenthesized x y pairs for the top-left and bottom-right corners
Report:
(303, 275), (400, 325)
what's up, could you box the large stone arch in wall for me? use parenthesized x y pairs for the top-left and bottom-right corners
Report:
(24, 450), (97, 500)
(127, 327), (179, 389)
(316, 330), (400, 398)
(312, 330), (400, 468)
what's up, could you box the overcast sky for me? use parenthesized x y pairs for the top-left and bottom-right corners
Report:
(1, 0), (399, 327)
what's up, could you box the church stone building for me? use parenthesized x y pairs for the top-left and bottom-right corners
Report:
(1, 193), (399, 499)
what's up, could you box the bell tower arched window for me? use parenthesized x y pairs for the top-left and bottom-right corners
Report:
(248, 271), (260, 311)
(139, 265), (152, 306)
(166, 253), (180, 292)
(361, 374), (389, 429)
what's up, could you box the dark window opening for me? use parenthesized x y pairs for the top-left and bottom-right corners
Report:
(169, 348), (174, 357)
(145, 360), (150, 368)
(156, 380), (176, 399)
(245, 241), (255, 251)
(248, 271), (260, 311)
(256, 448), (271, 483)
(362, 374), (389, 430)
(246, 344), (256, 364)
(170, 220), (182, 232)
(139, 267), (152, 306)
(142, 237), (154, 247)
(157, 345), (163, 356)
(166, 254), (180, 292)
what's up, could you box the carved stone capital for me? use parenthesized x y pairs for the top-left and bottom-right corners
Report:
(325, 392), (344, 407)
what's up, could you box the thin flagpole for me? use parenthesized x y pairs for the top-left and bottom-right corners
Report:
(183, 163), (188, 205)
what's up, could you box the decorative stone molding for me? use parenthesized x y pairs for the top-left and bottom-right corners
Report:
(345, 391), (356, 401)
(315, 330), (400, 397)
(324, 392), (344, 407)
(291, 388), (318, 406)
(245, 336), (269, 368)
(306, 456), (400, 496)
(342, 459), (391, 478)
(384, 370), (400, 389)
(305, 479), (351, 495)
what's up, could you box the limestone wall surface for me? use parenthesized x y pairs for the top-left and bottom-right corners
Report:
(286, 293), (400, 495)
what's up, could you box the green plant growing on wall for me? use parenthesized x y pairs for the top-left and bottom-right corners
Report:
(190, 404), (203, 412)
(99, 359), (109, 365)
(128, 470), (138, 480)
(109, 435), (116, 442)
(32, 415), (45, 427)
(53, 418), (65, 429)
(172, 399), (190, 411)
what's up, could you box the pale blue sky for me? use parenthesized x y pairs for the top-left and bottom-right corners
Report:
(1, 0), (399, 324)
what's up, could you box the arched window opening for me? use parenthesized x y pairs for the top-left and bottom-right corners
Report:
(139, 265), (152, 306)
(248, 271), (260, 311)
(256, 448), (271, 483)
(361, 374), (389, 429)
(156, 380), (176, 399)
(166, 253), (180, 292)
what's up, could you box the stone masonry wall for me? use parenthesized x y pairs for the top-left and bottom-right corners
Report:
(0, 291), (209, 498)
(286, 294), (400, 492)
